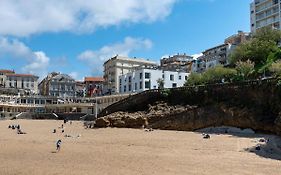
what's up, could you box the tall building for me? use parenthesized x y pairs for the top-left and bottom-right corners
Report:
(39, 72), (76, 98)
(250, 0), (280, 33)
(103, 55), (157, 94)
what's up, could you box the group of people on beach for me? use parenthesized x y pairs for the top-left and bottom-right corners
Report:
(8, 124), (26, 134)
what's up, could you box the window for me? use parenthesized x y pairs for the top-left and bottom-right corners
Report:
(145, 72), (150, 79)
(170, 75), (174, 81)
(124, 85), (126, 92)
(185, 76), (188, 80)
(129, 76), (132, 83)
(129, 84), (131, 91)
(172, 83), (177, 88)
(140, 81), (143, 89)
(145, 81), (150, 89)
(162, 74), (164, 79)
(135, 83), (137, 90)
(179, 76), (182, 80)
(139, 73), (143, 79)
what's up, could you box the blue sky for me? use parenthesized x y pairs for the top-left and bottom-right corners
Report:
(0, 0), (252, 80)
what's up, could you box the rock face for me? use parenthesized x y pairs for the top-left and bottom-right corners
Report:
(95, 117), (110, 127)
(95, 112), (147, 128)
(95, 80), (281, 136)
(95, 101), (281, 136)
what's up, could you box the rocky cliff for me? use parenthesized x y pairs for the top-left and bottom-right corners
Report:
(95, 79), (281, 136)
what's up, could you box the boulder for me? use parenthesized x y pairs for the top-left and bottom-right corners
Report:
(95, 117), (110, 127)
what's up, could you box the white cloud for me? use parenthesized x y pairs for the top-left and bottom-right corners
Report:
(0, 37), (50, 77)
(69, 72), (79, 80)
(78, 37), (153, 75)
(0, 0), (177, 37)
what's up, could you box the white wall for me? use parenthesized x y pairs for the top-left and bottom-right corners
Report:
(119, 69), (189, 94)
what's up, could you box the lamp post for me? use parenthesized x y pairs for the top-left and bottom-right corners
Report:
(95, 98), (98, 118)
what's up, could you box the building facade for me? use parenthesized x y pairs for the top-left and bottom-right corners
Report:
(119, 68), (189, 94)
(0, 70), (15, 87)
(250, 0), (280, 33)
(160, 53), (195, 73)
(195, 43), (234, 72)
(103, 55), (157, 94)
(194, 31), (250, 73)
(5, 74), (39, 94)
(84, 77), (104, 97)
(39, 72), (76, 98)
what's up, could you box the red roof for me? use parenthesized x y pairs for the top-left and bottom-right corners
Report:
(84, 77), (104, 82)
(6, 73), (38, 78)
(0, 69), (15, 74)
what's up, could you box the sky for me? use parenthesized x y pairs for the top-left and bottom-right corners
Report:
(0, 0), (252, 80)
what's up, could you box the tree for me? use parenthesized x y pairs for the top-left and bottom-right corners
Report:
(230, 27), (281, 69)
(185, 66), (237, 86)
(206, 66), (237, 83)
(235, 60), (255, 80)
(185, 73), (203, 86)
(269, 60), (281, 78)
(156, 78), (164, 89)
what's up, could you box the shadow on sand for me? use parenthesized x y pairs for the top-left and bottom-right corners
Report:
(196, 126), (281, 161)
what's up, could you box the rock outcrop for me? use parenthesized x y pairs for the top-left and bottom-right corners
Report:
(95, 101), (281, 136)
(95, 112), (147, 128)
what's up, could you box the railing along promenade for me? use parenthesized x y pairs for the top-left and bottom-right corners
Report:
(98, 78), (277, 117)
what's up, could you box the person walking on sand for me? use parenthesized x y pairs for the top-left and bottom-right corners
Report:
(56, 139), (62, 152)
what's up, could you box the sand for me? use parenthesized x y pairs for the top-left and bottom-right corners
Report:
(0, 120), (280, 175)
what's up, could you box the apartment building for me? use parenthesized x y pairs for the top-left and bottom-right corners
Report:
(103, 55), (157, 94)
(195, 43), (235, 72)
(0, 69), (15, 87)
(84, 77), (104, 97)
(39, 72), (76, 98)
(194, 31), (250, 73)
(119, 67), (189, 94)
(251, 0), (281, 32)
(5, 74), (39, 94)
(160, 53), (196, 73)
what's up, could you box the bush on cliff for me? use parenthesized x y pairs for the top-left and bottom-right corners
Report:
(235, 60), (255, 80)
(185, 66), (237, 86)
(230, 27), (281, 77)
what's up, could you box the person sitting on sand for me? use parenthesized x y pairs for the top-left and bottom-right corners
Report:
(17, 128), (26, 134)
(56, 139), (62, 152)
(202, 133), (210, 139)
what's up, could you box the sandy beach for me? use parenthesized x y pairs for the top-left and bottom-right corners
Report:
(0, 120), (280, 175)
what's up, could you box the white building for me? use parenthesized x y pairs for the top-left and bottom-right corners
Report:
(103, 55), (158, 94)
(250, 0), (280, 33)
(5, 74), (39, 94)
(119, 68), (189, 94)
